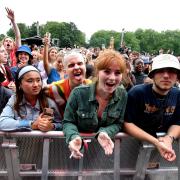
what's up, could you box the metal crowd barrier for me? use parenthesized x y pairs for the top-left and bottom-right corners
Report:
(0, 131), (179, 180)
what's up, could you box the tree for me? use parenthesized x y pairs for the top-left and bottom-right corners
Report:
(123, 32), (140, 51)
(89, 30), (118, 48)
(3, 20), (180, 55)
(89, 30), (139, 51)
(0, 34), (5, 41)
(41, 21), (85, 47)
(160, 30), (180, 55)
(7, 23), (29, 39)
(135, 29), (161, 54)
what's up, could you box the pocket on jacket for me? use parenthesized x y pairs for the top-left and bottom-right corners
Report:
(105, 111), (121, 125)
(108, 111), (121, 119)
(76, 111), (97, 131)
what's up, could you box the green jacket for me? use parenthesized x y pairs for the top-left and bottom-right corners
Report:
(63, 83), (127, 144)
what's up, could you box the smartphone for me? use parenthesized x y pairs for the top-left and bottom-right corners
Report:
(42, 108), (54, 120)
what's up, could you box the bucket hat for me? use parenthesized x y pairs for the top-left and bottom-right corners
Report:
(15, 45), (33, 59)
(148, 54), (180, 78)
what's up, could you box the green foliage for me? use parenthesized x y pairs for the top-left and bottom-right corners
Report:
(4, 21), (85, 48)
(89, 30), (140, 51)
(3, 20), (180, 55)
(123, 32), (140, 51)
(89, 30), (120, 49)
(39, 21), (85, 47)
(0, 34), (5, 41)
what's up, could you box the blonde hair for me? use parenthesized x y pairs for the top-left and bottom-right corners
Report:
(63, 51), (85, 68)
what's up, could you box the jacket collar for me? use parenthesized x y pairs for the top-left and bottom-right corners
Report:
(88, 83), (123, 103)
(19, 96), (41, 110)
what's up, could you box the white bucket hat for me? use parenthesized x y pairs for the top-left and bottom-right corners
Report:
(148, 54), (180, 78)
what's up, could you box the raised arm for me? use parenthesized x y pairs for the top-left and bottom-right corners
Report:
(5, 7), (21, 48)
(43, 33), (51, 75)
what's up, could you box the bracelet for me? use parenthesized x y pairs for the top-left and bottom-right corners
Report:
(166, 135), (175, 143)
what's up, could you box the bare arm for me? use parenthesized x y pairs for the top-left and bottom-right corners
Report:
(158, 125), (180, 149)
(43, 34), (51, 75)
(124, 122), (176, 161)
(167, 125), (180, 139)
(5, 7), (21, 48)
(124, 122), (159, 145)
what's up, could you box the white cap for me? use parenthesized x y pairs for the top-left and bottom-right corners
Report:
(148, 54), (180, 78)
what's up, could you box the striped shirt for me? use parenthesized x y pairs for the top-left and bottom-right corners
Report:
(48, 78), (91, 116)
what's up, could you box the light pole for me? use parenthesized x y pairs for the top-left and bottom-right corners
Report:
(36, 21), (40, 36)
(120, 28), (125, 46)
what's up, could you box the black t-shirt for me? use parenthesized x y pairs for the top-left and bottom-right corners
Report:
(125, 84), (180, 136)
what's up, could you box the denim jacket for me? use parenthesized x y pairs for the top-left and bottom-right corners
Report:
(63, 83), (127, 143)
(0, 95), (62, 131)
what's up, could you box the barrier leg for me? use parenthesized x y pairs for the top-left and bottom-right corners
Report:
(2, 137), (14, 180)
(78, 147), (84, 180)
(10, 138), (21, 180)
(2, 137), (21, 180)
(133, 143), (154, 180)
(114, 138), (120, 180)
(41, 138), (50, 180)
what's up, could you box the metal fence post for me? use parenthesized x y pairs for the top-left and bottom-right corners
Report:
(2, 136), (21, 180)
(133, 142), (154, 180)
(114, 137), (121, 180)
(41, 138), (50, 180)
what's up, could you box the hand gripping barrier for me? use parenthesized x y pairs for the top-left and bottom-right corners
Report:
(0, 131), (179, 180)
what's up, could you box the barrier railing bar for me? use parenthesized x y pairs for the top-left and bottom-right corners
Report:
(0, 131), (128, 138)
(18, 167), (178, 176)
(0, 170), (8, 175)
(0, 131), (64, 138)
(146, 167), (178, 174)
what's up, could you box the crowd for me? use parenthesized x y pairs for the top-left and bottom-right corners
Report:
(0, 7), (180, 162)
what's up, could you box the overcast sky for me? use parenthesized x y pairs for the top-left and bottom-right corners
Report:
(1, 0), (180, 40)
